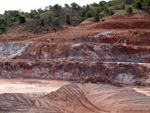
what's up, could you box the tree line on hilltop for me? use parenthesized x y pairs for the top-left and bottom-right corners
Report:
(0, 0), (149, 34)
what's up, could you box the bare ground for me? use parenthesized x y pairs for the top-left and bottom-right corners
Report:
(0, 13), (150, 113)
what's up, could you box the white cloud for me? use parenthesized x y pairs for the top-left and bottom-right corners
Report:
(0, 0), (109, 14)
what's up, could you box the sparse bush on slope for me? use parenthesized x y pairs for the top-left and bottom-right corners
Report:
(40, 18), (44, 26)
(19, 16), (26, 23)
(65, 14), (71, 24)
(54, 18), (59, 26)
(126, 6), (133, 15)
(135, 1), (142, 9)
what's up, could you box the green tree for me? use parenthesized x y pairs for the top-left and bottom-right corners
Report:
(38, 8), (44, 14)
(120, 4), (125, 9)
(93, 12), (99, 22)
(85, 5), (90, 11)
(79, 17), (86, 22)
(144, 0), (150, 8)
(80, 10), (87, 17)
(94, 7), (101, 14)
(86, 11), (93, 18)
(109, 10), (115, 16)
(0, 18), (7, 26)
(65, 4), (70, 8)
(65, 14), (71, 24)
(90, 2), (98, 7)
(0, 24), (6, 34)
(107, 1), (114, 7)
(54, 11), (59, 17)
(36, 14), (40, 19)
(48, 15), (52, 22)
(40, 18), (44, 26)
(104, 7), (109, 15)
(135, 1), (142, 9)
(53, 4), (61, 10)
(29, 12), (34, 18)
(18, 16), (26, 23)
(71, 2), (80, 10)
(54, 18), (59, 26)
(126, 6), (133, 15)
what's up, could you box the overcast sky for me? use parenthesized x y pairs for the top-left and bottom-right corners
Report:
(0, 0), (109, 14)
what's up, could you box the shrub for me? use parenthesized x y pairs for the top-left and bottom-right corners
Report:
(65, 4), (70, 8)
(144, 0), (150, 8)
(86, 11), (93, 18)
(54, 18), (59, 26)
(0, 19), (7, 26)
(94, 7), (101, 14)
(48, 15), (52, 22)
(54, 11), (59, 17)
(104, 7), (109, 15)
(80, 10), (86, 17)
(71, 2), (80, 10)
(113, 5), (120, 10)
(90, 3), (99, 7)
(36, 14), (40, 19)
(53, 4), (61, 10)
(37, 8), (44, 14)
(135, 1), (142, 9)
(120, 4), (125, 9)
(18, 16), (26, 23)
(29, 13), (34, 18)
(93, 12), (99, 22)
(65, 14), (71, 24)
(109, 10), (115, 16)
(0, 24), (6, 34)
(85, 5), (90, 11)
(40, 18), (44, 26)
(79, 17), (86, 22)
(126, 6), (133, 15)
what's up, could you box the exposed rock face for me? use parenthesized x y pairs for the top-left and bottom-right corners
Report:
(0, 31), (150, 85)
(0, 60), (149, 85)
(0, 14), (150, 113)
(0, 42), (30, 59)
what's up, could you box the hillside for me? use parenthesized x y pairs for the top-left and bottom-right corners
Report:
(0, 0), (150, 34)
(0, 11), (150, 113)
(0, 0), (150, 113)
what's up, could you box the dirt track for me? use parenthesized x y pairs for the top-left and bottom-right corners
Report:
(0, 79), (69, 95)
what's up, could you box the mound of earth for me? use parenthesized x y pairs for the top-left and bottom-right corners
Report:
(0, 83), (150, 113)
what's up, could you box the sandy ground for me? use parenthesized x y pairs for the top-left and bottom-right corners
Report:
(0, 79), (70, 95)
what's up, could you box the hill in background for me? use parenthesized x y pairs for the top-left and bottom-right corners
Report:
(0, 0), (149, 34)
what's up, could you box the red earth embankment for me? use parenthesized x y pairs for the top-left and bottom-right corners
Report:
(89, 14), (150, 29)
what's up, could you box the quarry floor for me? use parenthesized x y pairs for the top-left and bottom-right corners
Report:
(0, 79), (150, 96)
(0, 79), (70, 95)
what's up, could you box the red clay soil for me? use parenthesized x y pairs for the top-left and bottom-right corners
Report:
(0, 14), (150, 43)
(89, 14), (150, 29)
(0, 13), (150, 113)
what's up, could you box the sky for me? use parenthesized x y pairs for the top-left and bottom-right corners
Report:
(0, 0), (109, 14)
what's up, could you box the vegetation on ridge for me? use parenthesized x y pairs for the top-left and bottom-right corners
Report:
(0, 0), (149, 34)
